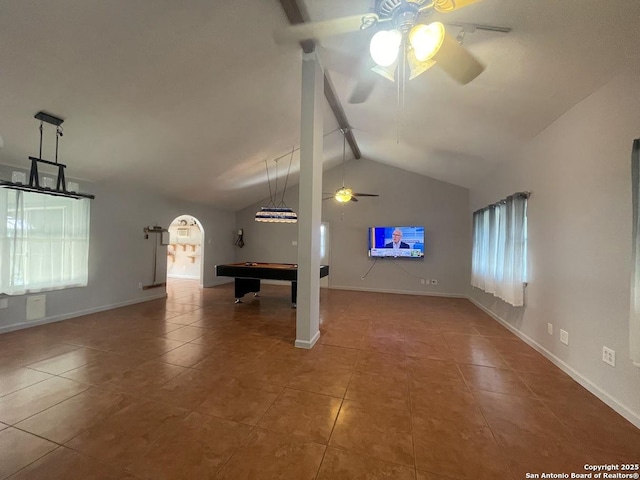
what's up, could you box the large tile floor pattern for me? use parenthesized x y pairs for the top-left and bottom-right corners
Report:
(0, 280), (638, 479)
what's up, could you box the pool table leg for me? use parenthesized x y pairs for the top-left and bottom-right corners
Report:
(291, 281), (297, 308)
(234, 278), (260, 304)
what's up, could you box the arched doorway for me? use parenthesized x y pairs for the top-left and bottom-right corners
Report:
(166, 215), (205, 287)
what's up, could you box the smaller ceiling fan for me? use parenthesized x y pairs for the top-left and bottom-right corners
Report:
(324, 129), (379, 203)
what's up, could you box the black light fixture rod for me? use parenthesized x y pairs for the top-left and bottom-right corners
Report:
(39, 122), (43, 160)
(28, 156), (66, 168)
(34, 111), (64, 126)
(34, 111), (65, 162)
(0, 181), (95, 199)
(55, 128), (60, 164)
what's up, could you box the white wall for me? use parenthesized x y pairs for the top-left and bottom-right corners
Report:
(469, 74), (640, 425)
(235, 159), (471, 297)
(0, 171), (236, 333)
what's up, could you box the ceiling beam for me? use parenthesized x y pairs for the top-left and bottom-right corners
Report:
(276, 0), (361, 159)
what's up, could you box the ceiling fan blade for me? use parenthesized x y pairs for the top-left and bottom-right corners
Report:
(322, 197), (334, 201)
(446, 22), (512, 34)
(348, 77), (377, 104)
(433, 0), (482, 13)
(352, 193), (379, 197)
(433, 32), (485, 84)
(349, 197), (359, 202)
(315, 45), (379, 104)
(274, 13), (379, 44)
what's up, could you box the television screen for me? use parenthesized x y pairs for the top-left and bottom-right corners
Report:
(368, 226), (425, 258)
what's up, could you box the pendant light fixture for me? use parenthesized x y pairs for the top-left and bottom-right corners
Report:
(255, 147), (297, 223)
(0, 111), (95, 200)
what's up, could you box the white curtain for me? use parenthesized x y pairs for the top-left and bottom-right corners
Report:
(471, 193), (528, 307)
(631, 139), (640, 366)
(0, 189), (90, 295)
(471, 210), (485, 289)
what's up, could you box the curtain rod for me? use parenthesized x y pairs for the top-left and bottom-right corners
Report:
(473, 191), (530, 215)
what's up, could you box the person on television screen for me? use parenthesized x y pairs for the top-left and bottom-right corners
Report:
(385, 228), (410, 250)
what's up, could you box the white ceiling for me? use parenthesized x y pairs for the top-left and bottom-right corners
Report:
(1, 0), (639, 210)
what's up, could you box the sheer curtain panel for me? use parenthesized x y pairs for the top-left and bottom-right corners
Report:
(0, 189), (90, 295)
(472, 193), (528, 307)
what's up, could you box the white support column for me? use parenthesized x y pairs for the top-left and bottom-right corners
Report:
(295, 51), (324, 349)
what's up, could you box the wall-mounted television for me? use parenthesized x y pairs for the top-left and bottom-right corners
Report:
(368, 226), (425, 258)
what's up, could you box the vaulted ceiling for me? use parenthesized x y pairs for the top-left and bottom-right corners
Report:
(1, 0), (639, 210)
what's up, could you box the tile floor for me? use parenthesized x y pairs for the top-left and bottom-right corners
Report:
(0, 279), (638, 479)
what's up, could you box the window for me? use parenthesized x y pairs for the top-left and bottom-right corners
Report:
(319, 222), (330, 287)
(471, 192), (528, 307)
(320, 222), (330, 265)
(0, 189), (91, 295)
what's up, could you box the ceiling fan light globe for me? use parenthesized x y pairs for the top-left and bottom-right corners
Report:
(369, 29), (402, 67)
(409, 23), (445, 62)
(335, 188), (353, 203)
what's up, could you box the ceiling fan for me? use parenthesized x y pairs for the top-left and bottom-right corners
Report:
(275, 0), (495, 103)
(323, 129), (379, 203)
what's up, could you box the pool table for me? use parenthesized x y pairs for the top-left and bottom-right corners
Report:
(215, 262), (330, 307)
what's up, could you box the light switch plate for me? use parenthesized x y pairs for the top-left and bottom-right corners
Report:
(560, 329), (569, 345)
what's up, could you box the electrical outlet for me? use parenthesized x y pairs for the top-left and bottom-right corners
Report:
(430, 279), (438, 285)
(420, 279), (425, 285)
(292, 240), (297, 246)
(547, 323), (553, 335)
(560, 329), (569, 345)
(0, 298), (7, 309)
(138, 282), (143, 289)
(602, 346), (615, 367)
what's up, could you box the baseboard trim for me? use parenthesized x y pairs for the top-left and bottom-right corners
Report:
(467, 296), (640, 429)
(328, 285), (466, 298)
(295, 330), (320, 349)
(0, 293), (168, 335)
